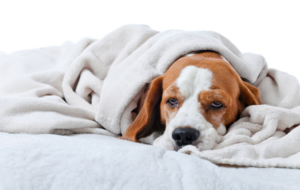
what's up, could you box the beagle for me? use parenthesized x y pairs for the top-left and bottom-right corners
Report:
(120, 51), (262, 151)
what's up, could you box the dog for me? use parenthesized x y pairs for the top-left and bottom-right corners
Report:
(120, 51), (262, 151)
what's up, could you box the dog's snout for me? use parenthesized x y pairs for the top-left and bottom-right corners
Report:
(172, 127), (200, 146)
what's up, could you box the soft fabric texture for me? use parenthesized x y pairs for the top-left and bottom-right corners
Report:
(0, 132), (299, 190)
(1, 24), (300, 168)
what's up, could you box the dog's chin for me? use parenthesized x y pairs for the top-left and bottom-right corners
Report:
(174, 144), (186, 152)
(173, 144), (194, 152)
(153, 137), (212, 152)
(153, 134), (217, 152)
(173, 143), (213, 152)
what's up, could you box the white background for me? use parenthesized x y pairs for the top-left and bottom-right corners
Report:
(1, 0), (299, 81)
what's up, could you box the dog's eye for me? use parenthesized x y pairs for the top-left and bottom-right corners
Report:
(211, 101), (223, 109)
(167, 98), (179, 108)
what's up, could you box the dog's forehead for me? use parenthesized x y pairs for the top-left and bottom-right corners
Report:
(163, 52), (240, 92)
(176, 66), (213, 97)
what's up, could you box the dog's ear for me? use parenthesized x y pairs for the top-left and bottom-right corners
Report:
(239, 81), (262, 110)
(120, 76), (164, 142)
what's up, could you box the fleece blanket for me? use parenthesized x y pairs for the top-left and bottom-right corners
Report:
(1, 24), (300, 168)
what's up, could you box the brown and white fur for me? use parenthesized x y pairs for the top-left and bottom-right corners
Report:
(120, 51), (262, 151)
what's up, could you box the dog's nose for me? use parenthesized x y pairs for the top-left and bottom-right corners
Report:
(172, 127), (200, 146)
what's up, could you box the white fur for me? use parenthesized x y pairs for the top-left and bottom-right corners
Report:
(217, 124), (226, 135)
(154, 66), (224, 151)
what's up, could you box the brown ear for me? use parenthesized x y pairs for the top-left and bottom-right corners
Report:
(239, 81), (262, 106)
(120, 76), (164, 142)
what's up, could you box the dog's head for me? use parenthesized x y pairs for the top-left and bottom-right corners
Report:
(127, 52), (262, 151)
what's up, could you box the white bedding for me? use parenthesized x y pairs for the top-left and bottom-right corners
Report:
(1, 25), (300, 189)
(1, 25), (300, 168)
(0, 132), (299, 190)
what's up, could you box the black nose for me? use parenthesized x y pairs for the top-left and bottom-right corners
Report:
(172, 127), (200, 146)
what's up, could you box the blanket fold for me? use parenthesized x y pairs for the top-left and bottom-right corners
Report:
(1, 24), (300, 168)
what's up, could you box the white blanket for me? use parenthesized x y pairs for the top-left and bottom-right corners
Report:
(0, 132), (299, 190)
(1, 24), (300, 168)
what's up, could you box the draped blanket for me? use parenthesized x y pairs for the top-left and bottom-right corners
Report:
(1, 25), (300, 168)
